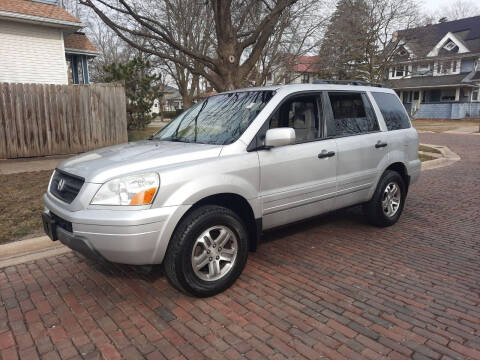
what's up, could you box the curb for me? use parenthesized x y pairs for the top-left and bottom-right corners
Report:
(420, 143), (460, 171)
(0, 236), (71, 269)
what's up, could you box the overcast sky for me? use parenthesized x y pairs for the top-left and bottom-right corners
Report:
(421, 0), (457, 13)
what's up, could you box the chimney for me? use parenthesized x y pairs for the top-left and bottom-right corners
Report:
(392, 31), (398, 42)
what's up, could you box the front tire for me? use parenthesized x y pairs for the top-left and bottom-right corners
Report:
(363, 170), (406, 227)
(164, 205), (249, 297)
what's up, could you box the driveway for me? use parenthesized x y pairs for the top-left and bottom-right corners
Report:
(1, 133), (479, 360)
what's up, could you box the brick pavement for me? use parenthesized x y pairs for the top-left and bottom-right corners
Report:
(1, 132), (479, 360)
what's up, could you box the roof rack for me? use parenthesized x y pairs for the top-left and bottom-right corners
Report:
(312, 79), (384, 88)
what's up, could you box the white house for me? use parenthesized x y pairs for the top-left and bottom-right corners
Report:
(0, 0), (98, 85)
(384, 16), (480, 119)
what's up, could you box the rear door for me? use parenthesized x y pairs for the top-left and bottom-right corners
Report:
(324, 91), (388, 209)
(258, 92), (337, 229)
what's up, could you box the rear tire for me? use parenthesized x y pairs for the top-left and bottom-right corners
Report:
(363, 170), (406, 227)
(164, 205), (249, 297)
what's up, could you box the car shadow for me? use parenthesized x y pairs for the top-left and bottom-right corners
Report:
(75, 205), (368, 281)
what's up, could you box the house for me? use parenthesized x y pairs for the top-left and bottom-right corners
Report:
(0, 0), (98, 85)
(384, 16), (480, 119)
(265, 55), (322, 85)
(150, 86), (184, 115)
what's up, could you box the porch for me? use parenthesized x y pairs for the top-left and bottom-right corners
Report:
(398, 86), (480, 119)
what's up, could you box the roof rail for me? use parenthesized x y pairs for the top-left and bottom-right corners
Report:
(312, 79), (384, 88)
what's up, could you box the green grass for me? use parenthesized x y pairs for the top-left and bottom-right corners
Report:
(0, 170), (52, 244)
(127, 127), (162, 142)
(419, 145), (441, 154)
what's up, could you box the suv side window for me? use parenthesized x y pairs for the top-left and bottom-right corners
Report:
(327, 92), (379, 136)
(371, 92), (411, 130)
(268, 95), (322, 143)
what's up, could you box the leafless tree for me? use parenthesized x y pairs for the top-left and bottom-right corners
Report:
(78, 0), (317, 92)
(429, 0), (480, 22)
(318, 0), (420, 82)
(253, 1), (328, 85)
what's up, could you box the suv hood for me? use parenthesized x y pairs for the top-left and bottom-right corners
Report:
(58, 140), (222, 183)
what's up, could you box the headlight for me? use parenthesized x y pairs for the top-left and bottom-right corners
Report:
(91, 173), (159, 206)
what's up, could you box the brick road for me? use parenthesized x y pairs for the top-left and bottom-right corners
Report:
(1, 133), (480, 360)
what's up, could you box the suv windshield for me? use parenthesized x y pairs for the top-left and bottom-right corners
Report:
(153, 90), (274, 145)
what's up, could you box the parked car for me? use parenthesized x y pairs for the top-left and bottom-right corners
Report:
(42, 83), (420, 297)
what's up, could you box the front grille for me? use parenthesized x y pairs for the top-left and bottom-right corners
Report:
(51, 212), (73, 233)
(49, 170), (84, 204)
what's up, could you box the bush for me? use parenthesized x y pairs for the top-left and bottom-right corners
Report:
(104, 57), (161, 130)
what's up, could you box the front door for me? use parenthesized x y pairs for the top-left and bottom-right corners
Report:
(258, 93), (337, 229)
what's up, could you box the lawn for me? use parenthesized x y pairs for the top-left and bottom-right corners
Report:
(127, 127), (162, 142)
(413, 119), (479, 133)
(0, 170), (52, 244)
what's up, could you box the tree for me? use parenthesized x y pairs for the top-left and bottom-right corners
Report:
(317, 0), (420, 82)
(104, 57), (162, 129)
(79, 0), (310, 92)
(318, 0), (370, 80)
(430, 0), (480, 22)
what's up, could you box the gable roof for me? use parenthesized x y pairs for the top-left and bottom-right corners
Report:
(64, 33), (98, 55)
(397, 16), (480, 58)
(0, 0), (81, 27)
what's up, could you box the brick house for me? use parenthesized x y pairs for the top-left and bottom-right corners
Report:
(384, 16), (480, 119)
(0, 0), (98, 85)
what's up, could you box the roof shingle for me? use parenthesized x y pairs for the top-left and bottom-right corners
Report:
(398, 16), (480, 58)
(385, 74), (475, 89)
(64, 33), (98, 54)
(0, 0), (81, 24)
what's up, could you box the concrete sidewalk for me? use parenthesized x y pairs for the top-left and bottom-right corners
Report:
(0, 155), (69, 175)
(444, 125), (480, 134)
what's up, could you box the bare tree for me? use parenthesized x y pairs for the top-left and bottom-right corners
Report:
(148, 0), (214, 107)
(78, 0), (313, 92)
(318, 0), (420, 82)
(430, 0), (480, 22)
(253, 1), (328, 85)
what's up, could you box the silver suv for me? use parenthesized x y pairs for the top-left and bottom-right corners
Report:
(42, 83), (420, 297)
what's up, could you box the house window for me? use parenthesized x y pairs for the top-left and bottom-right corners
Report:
(440, 89), (456, 101)
(390, 65), (408, 79)
(302, 73), (310, 83)
(436, 60), (460, 75)
(443, 41), (456, 51)
(413, 91), (419, 101)
(472, 88), (480, 102)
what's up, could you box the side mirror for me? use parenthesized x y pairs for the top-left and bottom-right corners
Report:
(264, 128), (296, 148)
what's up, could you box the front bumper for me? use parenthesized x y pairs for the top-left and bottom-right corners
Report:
(43, 193), (189, 265)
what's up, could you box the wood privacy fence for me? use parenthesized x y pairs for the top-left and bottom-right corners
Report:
(0, 82), (127, 159)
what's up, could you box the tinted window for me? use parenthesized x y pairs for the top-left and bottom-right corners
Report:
(371, 92), (411, 130)
(269, 95), (321, 143)
(328, 92), (379, 136)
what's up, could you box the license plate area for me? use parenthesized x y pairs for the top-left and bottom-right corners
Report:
(42, 213), (57, 241)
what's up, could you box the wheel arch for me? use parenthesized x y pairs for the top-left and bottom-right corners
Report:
(180, 193), (260, 252)
(385, 162), (410, 192)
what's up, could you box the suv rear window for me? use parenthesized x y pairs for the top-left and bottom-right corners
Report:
(327, 92), (379, 136)
(371, 92), (411, 130)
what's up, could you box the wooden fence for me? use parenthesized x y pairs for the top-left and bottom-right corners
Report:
(0, 82), (127, 159)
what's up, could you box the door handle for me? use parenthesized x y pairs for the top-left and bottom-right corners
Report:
(375, 141), (388, 148)
(318, 150), (335, 159)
